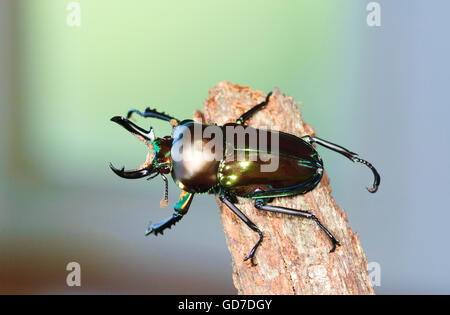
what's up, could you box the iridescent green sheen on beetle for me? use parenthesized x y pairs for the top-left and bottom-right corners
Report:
(109, 92), (380, 266)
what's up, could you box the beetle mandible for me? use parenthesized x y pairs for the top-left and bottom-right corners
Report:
(109, 92), (380, 265)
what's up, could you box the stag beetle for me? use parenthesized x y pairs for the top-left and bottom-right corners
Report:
(109, 92), (380, 265)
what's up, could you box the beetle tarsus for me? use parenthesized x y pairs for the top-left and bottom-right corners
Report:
(125, 109), (145, 120)
(235, 91), (273, 125)
(244, 255), (256, 266)
(146, 213), (183, 236)
(302, 136), (380, 193)
(243, 230), (263, 266)
(127, 107), (180, 125)
(219, 190), (263, 267)
(254, 199), (340, 254)
(351, 157), (380, 193)
(329, 239), (341, 253)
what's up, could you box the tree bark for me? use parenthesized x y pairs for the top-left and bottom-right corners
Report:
(193, 81), (375, 295)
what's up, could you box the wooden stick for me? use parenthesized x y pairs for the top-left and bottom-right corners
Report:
(193, 81), (375, 295)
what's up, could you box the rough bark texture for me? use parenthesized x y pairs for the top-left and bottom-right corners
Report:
(193, 82), (375, 295)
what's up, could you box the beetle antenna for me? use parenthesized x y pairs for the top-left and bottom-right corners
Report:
(160, 174), (169, 208)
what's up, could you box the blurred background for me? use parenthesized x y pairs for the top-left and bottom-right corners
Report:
(0, 0), (449, 294)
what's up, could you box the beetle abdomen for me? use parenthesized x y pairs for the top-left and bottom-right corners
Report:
(218, 154), (323, 198)
(219, 125), (323, 198)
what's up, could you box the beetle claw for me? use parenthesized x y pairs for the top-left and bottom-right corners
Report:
(366, 186), (377, 193)
(145, 221), (154, 236)
(110, 162), (154, 179)
(351, 157), (380, 194)
(329, 240), (341, 253)
(109, 163), (124, 174)
(243, 255), (257, 266)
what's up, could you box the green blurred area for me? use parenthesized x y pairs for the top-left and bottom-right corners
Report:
(14, 0), (356, 184)
(1, 0), (364, 293)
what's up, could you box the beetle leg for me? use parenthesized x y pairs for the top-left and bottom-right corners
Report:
(126, 108), (180, 126)
(219, 190), (263, 266)
(145, 190), (194, 236)
(235, 91), (273, 125)
(254, 199), (340, 253)
(302, 136), (381, 193)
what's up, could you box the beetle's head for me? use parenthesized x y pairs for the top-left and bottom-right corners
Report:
(109, 116), (173, 205)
